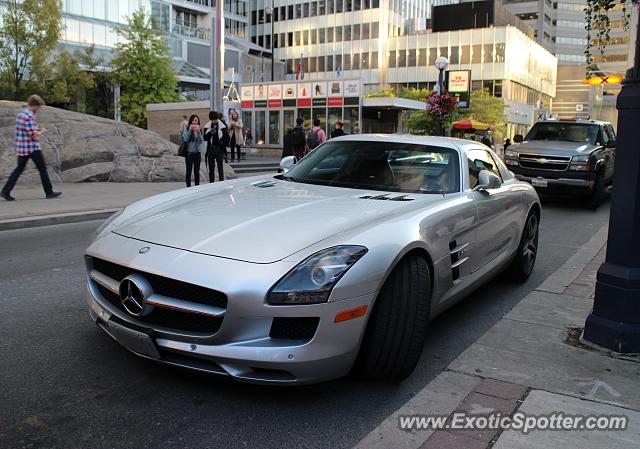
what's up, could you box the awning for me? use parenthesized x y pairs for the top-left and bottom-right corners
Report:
(452, 119), (492, 131)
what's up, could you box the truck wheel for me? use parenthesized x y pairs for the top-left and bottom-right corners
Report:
(353, 255), (431, 381)
(587, 169), (606, 209)
(505, 210), (539, 282)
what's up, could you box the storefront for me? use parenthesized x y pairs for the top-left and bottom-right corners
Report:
(239, 79), (363, 148)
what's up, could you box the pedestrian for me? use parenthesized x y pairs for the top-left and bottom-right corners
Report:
(481, 135), (493, 149)
(228, 109), (243, 162)
(218, 112), (229, 163)
(306, 118), (327, 152)
(245, 128), (253, 147)
(282, 127), (294, 158)
(503, 138), (511, 152)
(1, 95), (61, 201)
(292, 117), (306, 160)
(204, 111), (229, 182)
(179, 114), (188, 134)
(330, 121), (346, 139)
(182, 114), (204, 187)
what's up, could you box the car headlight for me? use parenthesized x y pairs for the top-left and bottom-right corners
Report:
(504, 149), (519, 158)
(90, 209), (123, 241)
(267, 246), (368, 305)
(571, 154), (590, 163)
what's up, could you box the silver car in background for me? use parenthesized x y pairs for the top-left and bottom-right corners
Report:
(84, 135), (540, 385)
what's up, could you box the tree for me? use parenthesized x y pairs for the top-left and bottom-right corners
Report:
(453, 89), (507, 135)
(112, 9), (179, 128)
(37, 48), (95, 107)
(0, 0), (62, 100)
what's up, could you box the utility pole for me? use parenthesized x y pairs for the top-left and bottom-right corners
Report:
(583, 12), (640, 352)
(210, 0), (224, 113)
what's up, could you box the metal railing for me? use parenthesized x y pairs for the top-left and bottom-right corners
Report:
(173, 22), (211, 41)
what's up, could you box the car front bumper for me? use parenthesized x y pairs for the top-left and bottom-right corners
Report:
(511, 169), (595, 193)
(84, 237), (376, 385)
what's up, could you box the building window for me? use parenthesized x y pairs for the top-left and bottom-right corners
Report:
(418, 48), (427, 65)
(408, 49), (416, 66)
(361, 52), (369, 69)
(345, 24), (352, 41)
(388, 50), (396, 68)
(327, 27), (334, 42)
(471, 44), (482, 63)
(352, 53), (360, 70)
(370, 51), (378, 68)
(343, 53), (351, 70)
(353, 24), (360, 40)
(398, 49), (407, 67)
(371, 22), (379, 38)
(449, 47), (459, 65)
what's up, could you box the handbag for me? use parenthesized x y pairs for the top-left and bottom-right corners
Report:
(178, 141), (187, 157)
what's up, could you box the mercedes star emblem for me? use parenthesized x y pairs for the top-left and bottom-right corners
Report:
(118, 275), (153, 316)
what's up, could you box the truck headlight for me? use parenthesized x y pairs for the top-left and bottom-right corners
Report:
(504, 149), (519, 158)
(569, 154), (591, 171)
(267, 246), (368, 305)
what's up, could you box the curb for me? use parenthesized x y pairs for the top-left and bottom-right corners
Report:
(0, 209), (118, 231)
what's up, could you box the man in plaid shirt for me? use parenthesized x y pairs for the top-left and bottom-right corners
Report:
(1, 95), (61, 201)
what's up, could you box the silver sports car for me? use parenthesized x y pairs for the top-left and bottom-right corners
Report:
(84, 134), (540, 385)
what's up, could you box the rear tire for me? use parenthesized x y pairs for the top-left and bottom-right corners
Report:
(587, 169), (606, 209)
(354, 255), (431, 381)
(505, 210), (539, 282)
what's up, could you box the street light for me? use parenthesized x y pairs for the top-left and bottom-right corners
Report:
(583, 16), (640, 352)
(434, 56), (449, 136)
(265, 2), (275, 81)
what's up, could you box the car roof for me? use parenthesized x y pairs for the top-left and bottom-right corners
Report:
(537, 119), (611, 126)
(332, 133), (484, 151)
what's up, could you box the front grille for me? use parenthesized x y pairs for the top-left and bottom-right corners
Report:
(91, 257), (227, 309)
(518, 153), (570, 171)
(90, 257), (226, 335)
(269, 317), (320, 341)
(95, 284), (224, 334)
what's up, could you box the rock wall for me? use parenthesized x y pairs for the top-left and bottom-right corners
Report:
(0, 101), (236, 185)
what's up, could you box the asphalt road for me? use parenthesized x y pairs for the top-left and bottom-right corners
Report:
(0, 198), (610, 449)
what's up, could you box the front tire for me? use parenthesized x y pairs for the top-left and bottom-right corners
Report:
(354, 255), (431, 381)
(505, 210), (539, 282)
(587, 169), (606, 209)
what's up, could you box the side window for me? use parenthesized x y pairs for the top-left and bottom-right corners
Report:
(467, 149), (502, 189)
(606, 125), (616, 141)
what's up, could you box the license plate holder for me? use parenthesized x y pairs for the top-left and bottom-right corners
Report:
(107, 320), (161, 360)
(531, 177), (548, 188)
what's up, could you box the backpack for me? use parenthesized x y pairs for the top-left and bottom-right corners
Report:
(306, 128), (320, 150)
(293, 126), (306, 148)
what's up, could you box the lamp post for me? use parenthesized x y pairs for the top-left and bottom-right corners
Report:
(583, 14), (640, 352)
(434, 56), (449, 136)
(265, 2), (275, 81)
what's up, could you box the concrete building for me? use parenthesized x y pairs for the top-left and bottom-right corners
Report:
(250, 0), (557, 139)
(53, 0), (275, 100)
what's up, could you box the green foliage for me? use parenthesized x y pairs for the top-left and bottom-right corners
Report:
(37, 48), (95, 105)
(0, 0), (62, 100)
(112, 9), (179, 128)
(452, 89), (506, 133)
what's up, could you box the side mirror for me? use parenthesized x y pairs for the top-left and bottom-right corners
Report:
(606, 139), (616, 148)
(513, 134), (524, 143)
(474, 170), (502, 192)
(280, 156), (296, 173)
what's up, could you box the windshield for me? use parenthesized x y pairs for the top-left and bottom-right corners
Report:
(525, 122), (599, 145)
(282, 141), (461, 194)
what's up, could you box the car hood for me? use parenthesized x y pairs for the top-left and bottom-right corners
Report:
(513, 140), (597, 156)
(113, 178), (443, 264)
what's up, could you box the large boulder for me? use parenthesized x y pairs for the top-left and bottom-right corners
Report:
(0, 101), (236, 185)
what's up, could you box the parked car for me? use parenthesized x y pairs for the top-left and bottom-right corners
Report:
(503, 119), (616, 208)
(84, 135), (540, 385)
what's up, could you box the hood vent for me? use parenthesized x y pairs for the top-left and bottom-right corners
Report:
(252, 180), (277, 188)
(359, 194), (414, 202)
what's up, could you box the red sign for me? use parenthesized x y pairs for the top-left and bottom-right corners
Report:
(241, 101), (254, 108)
(268, 100), (282, 108)
(297, 98), (312, 107)
(328, 97), (343, 106)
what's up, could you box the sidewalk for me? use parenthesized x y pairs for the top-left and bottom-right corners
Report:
(0, 183), (183, 230)
(355, 225), (640, 449)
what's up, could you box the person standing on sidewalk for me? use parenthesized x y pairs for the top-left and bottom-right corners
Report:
(182, 114), (204, 187)
(330, 121), (346, 139)
(228, 109), (243, 163)
(306, 118), (327, 152)
(292, 117), (306, 160)
(204, 111), (229, 182)
(1, 95), (61, 201)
